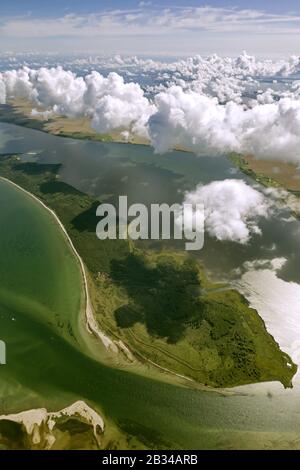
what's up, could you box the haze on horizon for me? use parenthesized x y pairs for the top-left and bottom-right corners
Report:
(1, 0), (300, 57)
(2, 1), (300, 200)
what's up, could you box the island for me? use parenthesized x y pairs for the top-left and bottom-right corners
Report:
(0, 103), (297, 451)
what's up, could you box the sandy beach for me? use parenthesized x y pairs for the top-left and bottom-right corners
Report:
(0, 176), (201, 385)
(0, 400), (104, 449)
(0, 176), (118, 353)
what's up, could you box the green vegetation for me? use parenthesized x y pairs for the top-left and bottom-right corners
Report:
(0, 416), (101, 450)
(229, 153), (282, 188)
(0, 421), (28, 450)
(0, 154), (296, 388)
(0, 102), (146, 145)
(0, 104), (114, 143)
(94, 250), (295, 387)
(229, 153), (300, 221)
(56, 130), (113, 142)
(0, 162), (85, 351)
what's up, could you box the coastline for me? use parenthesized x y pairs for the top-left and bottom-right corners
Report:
(0, 176), (202, 387)
(0, 101), (192, 154)
(2, 102), (300, 187)
(0, 400), (104, 449)
(0, 176), (117, 354)
(2, 107), (300, 210)
(0, 121), (296, 389)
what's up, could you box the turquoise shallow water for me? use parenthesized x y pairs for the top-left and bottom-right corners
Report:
(1, 123), (300, 449)
(0, 179), (84, 340)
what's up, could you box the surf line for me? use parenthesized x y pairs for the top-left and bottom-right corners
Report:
(0, 176), (117, 353)
(0, 340), (6, 365)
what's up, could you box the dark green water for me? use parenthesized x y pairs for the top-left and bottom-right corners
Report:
(1, 123), (300, 449)
(0, 180), (84, 342)
(0, 178), (267, 450)
(1, 122), (300, 284)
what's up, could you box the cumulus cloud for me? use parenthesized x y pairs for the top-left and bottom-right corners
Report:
(3, 57), (300, 164)
(149, 86), (300, 164)
(32, 67), (87, 116)
(183, 179), (269, 244)
(0, 66), (154, 138)
(90, 72), (155, 137)
(1, 67), (36, 102)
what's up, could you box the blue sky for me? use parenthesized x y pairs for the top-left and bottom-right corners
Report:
(1, 1), (300, 56)
(2, 1), (300, 16)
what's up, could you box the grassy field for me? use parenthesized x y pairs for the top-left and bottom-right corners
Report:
(230, 153), (300, 194)
(230, 153), (300, 221)
(0, 154), (296, 388)
(0, 99), (148, 145)
(229, 153), (282, 188)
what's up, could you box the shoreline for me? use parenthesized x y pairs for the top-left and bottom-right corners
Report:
(0, 126), (296, 390)
(0, 176), (117, 354)
(0, 176), (203, 388)
(0, 106), (192, 155)
(0, 176), (295, 392)
(2, 106), (300, 189)
(0, 400), (104, 449)
(3, 112), (300, 217)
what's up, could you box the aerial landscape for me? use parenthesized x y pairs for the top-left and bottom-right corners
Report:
(1, 0), (300, 456)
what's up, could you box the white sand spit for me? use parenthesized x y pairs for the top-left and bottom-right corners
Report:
(0, 400), (104, 449)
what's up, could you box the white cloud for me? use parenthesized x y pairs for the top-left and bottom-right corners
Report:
(0, 66), (155, 138)
(183, 179), (269, 244)
(90, 72), (155, 137)
(1, 68), (36, 102)
(69, 51), (300, 80)
(138, 1), (152, 7)
(2, 6), (300, 40)
(149, 86), (300, 164)
(3, 59), (300, 165)
(243, 257), (287, 272)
